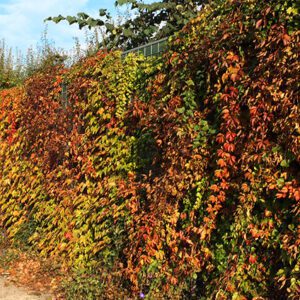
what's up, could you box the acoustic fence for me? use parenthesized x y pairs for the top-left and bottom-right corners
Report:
(122, 37), (168, 57)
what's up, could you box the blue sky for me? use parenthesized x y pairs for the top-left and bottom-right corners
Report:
(0, 0), (119, 55)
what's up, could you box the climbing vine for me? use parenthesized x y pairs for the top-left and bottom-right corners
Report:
(0, 0), (299, 298)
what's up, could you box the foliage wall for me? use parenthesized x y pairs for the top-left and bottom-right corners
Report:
(0, 0), (299, 298)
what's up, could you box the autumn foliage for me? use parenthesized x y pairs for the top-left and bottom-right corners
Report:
(0, 0), (299, 298)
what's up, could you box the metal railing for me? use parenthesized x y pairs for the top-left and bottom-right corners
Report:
(122, 37), (168, 57)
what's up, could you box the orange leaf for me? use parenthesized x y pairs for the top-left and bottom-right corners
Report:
(210, 184), (219, 192)
(209, 195), (218, 203)
(217, 159), (227, 167)
(294, 190), (300, 201)
(282, 34), (291, 46)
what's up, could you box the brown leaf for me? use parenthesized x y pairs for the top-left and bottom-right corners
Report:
(256, 19), (263, 29)
(222, 33), (229, 40)
(265, 6), (271, 15)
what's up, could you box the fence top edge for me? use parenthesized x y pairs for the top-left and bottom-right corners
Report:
(122, 37), (169, 55)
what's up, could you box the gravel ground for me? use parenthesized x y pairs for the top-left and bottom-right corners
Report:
(0, 277), (52, 300)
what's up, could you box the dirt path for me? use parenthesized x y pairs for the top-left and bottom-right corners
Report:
(0, 277), (52, 300)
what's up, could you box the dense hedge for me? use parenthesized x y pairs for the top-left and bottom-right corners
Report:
(0, 0), (299, 299)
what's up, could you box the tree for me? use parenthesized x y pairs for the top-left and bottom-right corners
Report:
(46, 0), (209, 50)
(0, 39), (23, 89)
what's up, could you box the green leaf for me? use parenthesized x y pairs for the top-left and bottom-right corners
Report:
(87, 18), (104, 28)
(272, 146), (281, 153)
(52, 15), (65, 23)
(105, 23), (114, 32)
(116, 0), (133, 5)
(99, 9), (107, 16)
(123, 28), (133, 37)
(78, 20), (87, 29)
(280, 159), (289, 168)
(276, 178), (285, 188)
(66, 16), (78, 25)
(176, 107), (185, 114)
(77, 12), (90, 19)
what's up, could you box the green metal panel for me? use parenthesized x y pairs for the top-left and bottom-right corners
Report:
(122, 37), (169, 57)
(145, 45), (151, 56)
(61, 83), (68, 108)
(152, 43), (158, 54)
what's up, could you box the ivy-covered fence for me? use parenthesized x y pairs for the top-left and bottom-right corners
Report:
(0, 0), (299, 299)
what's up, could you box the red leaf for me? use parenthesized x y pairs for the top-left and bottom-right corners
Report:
(249, 255), (257, 264)
(65, 232), (73, 240)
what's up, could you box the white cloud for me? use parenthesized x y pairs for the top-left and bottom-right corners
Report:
(0, 0), (111, 55)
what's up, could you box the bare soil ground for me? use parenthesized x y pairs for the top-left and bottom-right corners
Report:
(0, 276), (52, 300)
